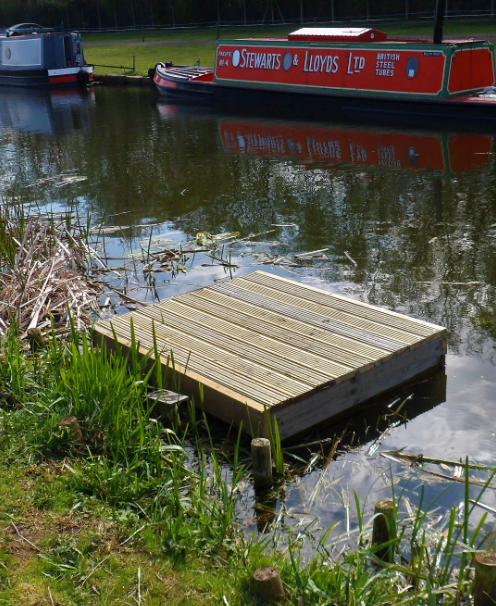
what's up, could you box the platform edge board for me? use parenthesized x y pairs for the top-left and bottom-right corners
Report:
(92, 324), (270, 435)
(271, 334), (446, 440)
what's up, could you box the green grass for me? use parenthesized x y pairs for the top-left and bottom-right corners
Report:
(84, 18), (496, 75)
(0, 319), (494, 605)
(85, 44), (215, 75)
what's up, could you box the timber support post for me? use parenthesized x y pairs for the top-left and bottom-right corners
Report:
(251, 438), (273, 489)
(372, 499), (396, 562)
(474, 552), (496, 605)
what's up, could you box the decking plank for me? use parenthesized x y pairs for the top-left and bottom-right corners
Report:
(215, 279), (426, 346)
(185, 288), (390, 362)
(244, 271), (439, 337)
(142, 301), (353, 380)
(107, 316), (301, 403)
(212, 282), (409, 351)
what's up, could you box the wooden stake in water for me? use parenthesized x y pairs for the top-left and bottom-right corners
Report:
(253, 566), (284, 602)
(372, 499), (396, 562)
(474, 552), (496, 606)
(251, 438), (273, 489)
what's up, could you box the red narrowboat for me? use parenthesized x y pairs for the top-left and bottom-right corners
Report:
(152, 2), (496, 126)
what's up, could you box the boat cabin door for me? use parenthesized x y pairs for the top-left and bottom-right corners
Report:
(62, 34), (84, 67)
(63, 34), (73, 66)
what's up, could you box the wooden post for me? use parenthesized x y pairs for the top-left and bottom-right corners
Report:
(251, 438), (273, 489)
(253, 566), (284, 602)
(147, 389), (188, 428)
(60, 416), (84, 447)
(372, 499), (396, 562)
(474, 552), (496, 606)
(27, 328), (46, 352)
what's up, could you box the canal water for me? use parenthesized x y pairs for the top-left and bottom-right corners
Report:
(1, 85), (496, 545)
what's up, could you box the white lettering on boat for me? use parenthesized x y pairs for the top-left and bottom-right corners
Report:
(239, 49), (282, 70)
(303, 52), (339, 73)
(375, 52), (399, 77)
(347, 52), (365, 75)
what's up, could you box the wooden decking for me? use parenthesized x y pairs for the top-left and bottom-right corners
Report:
(94, 271), (447, 439)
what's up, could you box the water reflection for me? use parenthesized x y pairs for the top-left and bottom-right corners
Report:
(219, 118), (492, 176)
(0, 88), (94, 135)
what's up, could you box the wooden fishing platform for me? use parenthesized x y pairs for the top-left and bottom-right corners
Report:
(94, 271), (447, 440)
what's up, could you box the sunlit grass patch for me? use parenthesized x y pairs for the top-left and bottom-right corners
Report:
(85, 44), (216, 75)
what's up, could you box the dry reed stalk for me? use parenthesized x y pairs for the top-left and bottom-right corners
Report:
(0, 208), (104, 337)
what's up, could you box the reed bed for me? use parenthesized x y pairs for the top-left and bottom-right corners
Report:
(0, 203), (105, 337)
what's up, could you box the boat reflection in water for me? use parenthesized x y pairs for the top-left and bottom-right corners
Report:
(219, 118), (492, 176)
(0, 88), (95, 136)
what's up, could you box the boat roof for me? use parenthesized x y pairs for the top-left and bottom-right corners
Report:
(288, 27), (388, 42)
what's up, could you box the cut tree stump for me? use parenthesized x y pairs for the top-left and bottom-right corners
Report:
(253, 566), (285, 602)
(59, 416), (84, 447)
(474, 551), (496, 606)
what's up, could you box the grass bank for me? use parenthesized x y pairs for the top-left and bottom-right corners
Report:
(85, 45), (215, 76)
(1, 205), (496, 604)
(83, 18), (496, 75)
(1, 322), (495, 605)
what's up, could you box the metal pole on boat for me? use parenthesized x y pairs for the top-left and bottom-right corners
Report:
(433, 0), (446, 44)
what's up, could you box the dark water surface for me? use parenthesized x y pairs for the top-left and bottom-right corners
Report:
(2, 85), (496, 544)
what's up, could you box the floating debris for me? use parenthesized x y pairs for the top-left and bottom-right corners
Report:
(24, 173), (87, 189)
